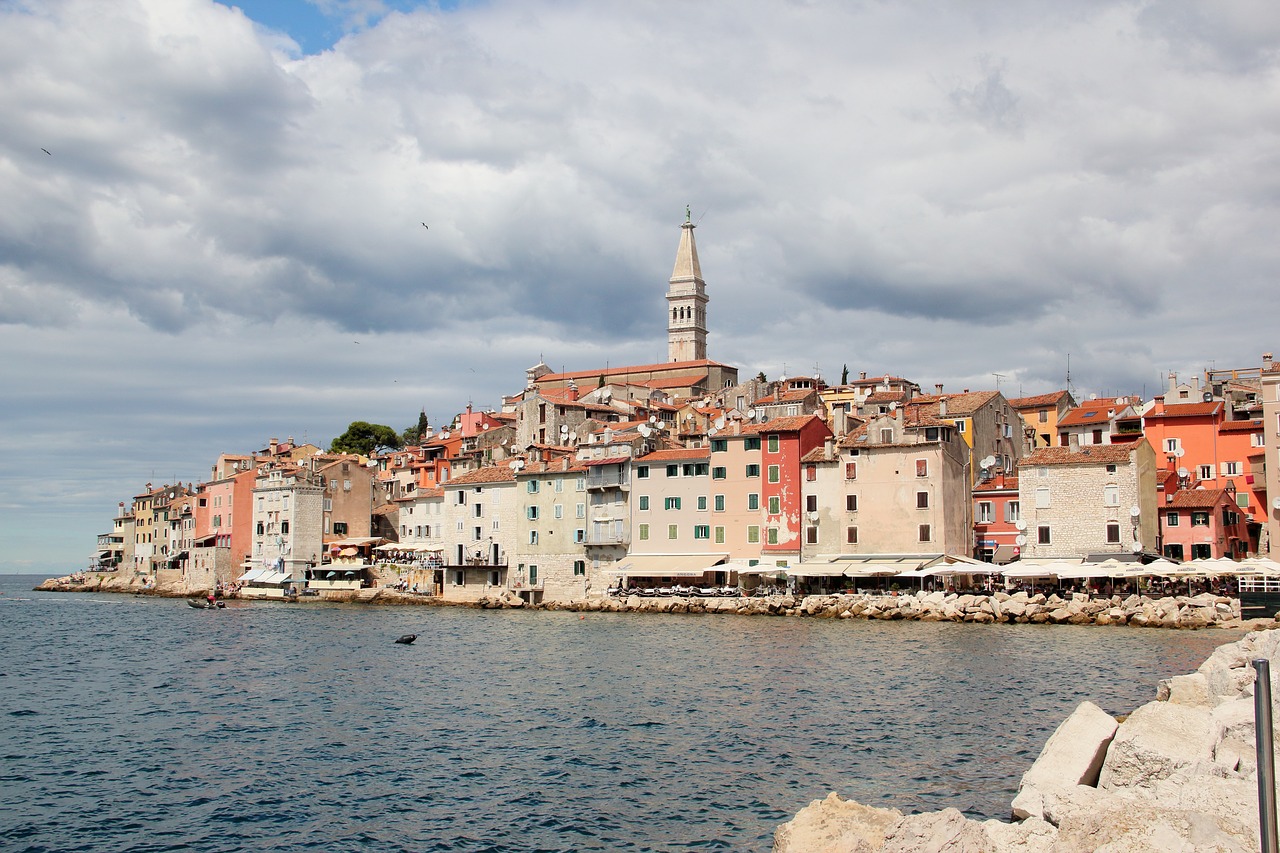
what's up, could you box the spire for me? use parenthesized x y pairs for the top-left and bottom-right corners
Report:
(670, 214), (702, 282)
(666, 208), (708, 363)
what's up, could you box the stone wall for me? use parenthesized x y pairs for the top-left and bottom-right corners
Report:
(772, 628), (1280, 852)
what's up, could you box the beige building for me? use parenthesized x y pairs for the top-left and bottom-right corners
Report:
(439, 465), (518, 602)
(803, 409), (971, 558)
(1010, 390), (1076, 449)
(625, 446), (727, 583)
(1262, 356), (1280, 555)
(1017, 440), (1158, 560)
(246, 466), (325, 595)
(515, 458), (592, 602)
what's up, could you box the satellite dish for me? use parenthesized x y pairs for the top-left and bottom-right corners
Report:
(441, 431), (450, 439)
(649, 415), (657, 423)
(560, 424), (569, 433)
(638, 424), (651, 438)
(1129, 505), (1141, 518)
(1177, 467), (1189, 478)
(1116, 398), (1125, 406)
(1273, 497), (1280, 510)
(1015, 534), (1027, 546)
(746, 408), (756, 418)
(1131, 541), (1142, 553)
(1014, 520), (1026, 531)
(888, 401), (898, 412)
(714, 417), (725, 429)
(708, 427), (718, 436)
(500, 438), (508, 445)
(980, 455), (996, 469)
(1174, 448), (1185, 458)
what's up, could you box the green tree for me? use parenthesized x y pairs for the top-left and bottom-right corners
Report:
(330, 421), (403, 456)
(841, 364), (849, 385)
(402, 410), (430, 445)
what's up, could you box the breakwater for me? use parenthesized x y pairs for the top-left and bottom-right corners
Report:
(38, 572), (1249, 629)
(773, 627), (1280, 852)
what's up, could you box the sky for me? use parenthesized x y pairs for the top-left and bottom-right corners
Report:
(3, 0), (1279, 573)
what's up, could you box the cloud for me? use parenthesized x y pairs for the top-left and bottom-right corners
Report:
(2, 0), (1279, 569)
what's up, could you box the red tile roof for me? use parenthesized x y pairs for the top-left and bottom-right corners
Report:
(446, 466), (517, 486)
(741, 414), (827, 434)
(1020, 445), (1136, 466)
(1146, 401), (1223, 418)
(1168, 488), (1231, 509)
(636, 447), (711, 462)
(910, 390), (1000, 416)
(1009, 391), (1070, 409)
(1220, 419), (1263, 433)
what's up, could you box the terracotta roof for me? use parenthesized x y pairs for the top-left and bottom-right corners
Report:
(974, 476), (1019, 492)
(446, 466), (517, 486)
(741, 415), (827, 434)
(535, 359), (735, 383)
(636, 447), (711, 462)
(910, 390), (1000, 416)
(1009, 391), (1070, 409)
(1020, 445), (1135, 466)
(639, 373), (709, 390)
(1146, 401), (1223, 418)
(864, 390), (911, 405)
(1168, 488), (1231, 509)
(1220, 419), (1264, 432)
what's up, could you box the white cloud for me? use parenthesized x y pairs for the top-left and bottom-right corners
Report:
(2, 0), (1278, 569)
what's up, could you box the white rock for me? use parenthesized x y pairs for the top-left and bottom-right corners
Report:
(1011, 701), (1117, 821)
(1098, 701), (1215, 791)
(771, 791), (902, 853)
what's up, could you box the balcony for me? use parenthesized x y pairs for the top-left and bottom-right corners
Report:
(587, 530), (631, 547)
(586, 471), (629, 490)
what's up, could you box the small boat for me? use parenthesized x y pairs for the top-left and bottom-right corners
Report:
(187, 599), (225, 609)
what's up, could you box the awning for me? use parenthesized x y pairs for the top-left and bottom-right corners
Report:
(327, 537), (383, 547)
(254, 570), (290, 584)
(339, 547), (359, 557)
(992, 545), (1020, 564)
(788, 563), (849, 577)
(612, 553), (728, 577)
(237, 568), (267, 582)
(836, 556), (939, 577)
(374, 543), (402, 551)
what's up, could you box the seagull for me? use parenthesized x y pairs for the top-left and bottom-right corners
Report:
(40, 148), (51, 155)
(421, 222), (428, 229)
(395, 633), (417, 645)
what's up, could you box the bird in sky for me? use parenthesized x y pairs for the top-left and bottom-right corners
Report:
(40, 148), (51, 155)
(421, 222), (428, 229)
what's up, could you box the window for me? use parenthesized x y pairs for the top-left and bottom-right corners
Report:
(1191, 511), (1210, 526)
(767, 465), (780, 483)
(1166, 511), (1179, 527)
(879, 428), (894, 443)
(1191, 543), (1212, 560)
(976, 501), (993, 523)
(664, 497), (681, 510)
(527, 480), (539, 493)
(474, 503), (484, 517)
(746, 464), (761, 478)
(668, 524), (678, 540)
(491, 569), (502, 586)
(529, 531), (539, 545)
(806, 495), (818, 512)
(1103, 485), (1119, 507)
(714, 526), (725, 544)
(1105, 464), (1117, 474)
(1164, 438), (1182, 453)
(916, 459), (928, 478)
(768, 496), (781, 514)
(639, 524), (649, 541)
(806, 526), (818, 544)
(1164, 543), (1184, 560)
(1035, 487), (1051, 509)
(955, 421), (966, 433)
(666, 464), (680, 478)
(526, 506), (539, 520)
(1037, 525), (1051, 545)
(577, 503), (585, 518)
(767, 435), (780, 453)
(711, 439), (728, 453)
(748, 493), (760, 510)
(694, 525), (710, 540)
(573, 560), (586, 576)
(575, 529), (585, 543)
(454, 570), (465, 586)
(280, 521), (289, 534)
(474, 526), (483, 540)
(805, 465), (816, 482)
(333, 522), (348, 536)
(916, 491), (929, 509)
(693, 496), (705, 511)
(767, 527), (779, 545)
(636, 465), (649, 479)
(554, 504), (563, 519)
(638, 496), (649, 511)
(744, 437), (760, 451)
(747, 526), (760, 543)
(846, 526), (858, 544)
(1005, 501), (1020, 522)
(846, 494), (858, 512)
(918, 524), (931, 542)
(1222, 461), (1241, 476)
(712, 466), (727, 480)
(1105, 523), (1121, 544)
(714, 494), (725, 512)
(1038, 409), (1048, 423)
(1198, 465), (1213, 481)
(845, 462), (858, 480)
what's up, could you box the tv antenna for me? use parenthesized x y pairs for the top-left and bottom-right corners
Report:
(992, 372), (1006, 392)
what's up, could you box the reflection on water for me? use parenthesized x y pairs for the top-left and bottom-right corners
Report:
(0, 575), (1241, 852)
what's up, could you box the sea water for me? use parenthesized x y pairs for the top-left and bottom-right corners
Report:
(0, 574), (1240, 852)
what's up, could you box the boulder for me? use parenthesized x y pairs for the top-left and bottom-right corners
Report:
(880, 808), (993, 853)
(1010, 701), (1117, 821)
(772, 792), (902, 853)
(1098, 701), (1215, 791)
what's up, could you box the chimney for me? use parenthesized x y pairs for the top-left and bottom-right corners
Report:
(823, 436), (834, 460)
(1265, 352), (1274, 371)
(832, 407), (847, 438)
(939, 398), (947, 417)
(567, 380), (579, 401)
(860, 371), (867, 380)
(1068, 433), (1080, 451)
(561, 456), (570, 471)
(269, 437), (279, 455)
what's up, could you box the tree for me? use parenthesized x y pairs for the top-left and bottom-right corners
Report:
(402, 410), (430, 445)
(329, 421), (403, 456)
(841, 364), (849, 385)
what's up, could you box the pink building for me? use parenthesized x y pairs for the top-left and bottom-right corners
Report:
(1161, 487), (1249, 561)
(972, 471), (1021, 563)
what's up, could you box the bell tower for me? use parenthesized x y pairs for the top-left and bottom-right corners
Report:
(666, 208), (708, 363)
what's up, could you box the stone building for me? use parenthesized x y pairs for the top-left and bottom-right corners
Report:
(438, 464), (517, 602)
(1018, 440), (1158, 560)
(514, 457), (592, 602)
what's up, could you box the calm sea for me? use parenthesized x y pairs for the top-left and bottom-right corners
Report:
(0, 573), (1241, 852)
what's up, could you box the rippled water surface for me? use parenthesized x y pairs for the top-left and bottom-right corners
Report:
(0, 574), (1242, 851)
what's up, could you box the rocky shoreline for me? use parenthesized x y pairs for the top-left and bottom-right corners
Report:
(34, 574), (1257, 629)
(772, 628), (1280, 852)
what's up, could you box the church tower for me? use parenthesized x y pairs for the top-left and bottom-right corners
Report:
(666, 209), (708, 362)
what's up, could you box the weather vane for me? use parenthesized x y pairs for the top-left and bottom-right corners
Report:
(685, 204), (691, 223)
